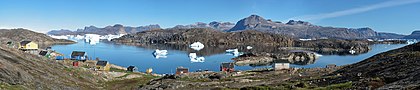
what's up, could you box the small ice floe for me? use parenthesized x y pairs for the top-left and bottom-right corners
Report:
(153, 49), (168, 59)
(189, 42), (205, 51)
(246, 46), (253, 50)
(189, 53), (205, 63)
(315, 53), (323, 57)
(225, 49), (242, 56)
(349, 50), (356, 54)
(407, 39), (418, 45)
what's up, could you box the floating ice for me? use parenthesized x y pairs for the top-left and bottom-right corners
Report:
(189, 42), (205, 51)
(84, 34), (101, 45)
(246, 46), (253, 50)
(225, 49), (242, 56)
(189, 53), (205, 63)
(49, 35), (69, 39)
(349, 50), (356, 54)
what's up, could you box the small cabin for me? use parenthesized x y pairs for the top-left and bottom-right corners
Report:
(96, 61), (111, 71)
(18, 41), (38, 50)
(6, 41), (14, 47)
(71, 51), (87, 60)
(127, 66), (138, 72)
(326, 64), (337, 68)
(55, 56), (65, 60)
(220, 62), (235, 72)
(273, 63), (290, 70)
(176, 67), (189, 75)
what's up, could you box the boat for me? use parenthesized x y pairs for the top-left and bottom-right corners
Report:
(225, 49), (238, 53)
(246, 46), (253, 50)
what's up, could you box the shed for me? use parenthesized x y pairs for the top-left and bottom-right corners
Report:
(18, 41), (38, 50)
(71, 51), (87, 60)
(55, 56), (65, 60)
(326, 64), (337, 68)
(273, 62), (290, 70)
(176, 67), (189, 75)
(220, 62), (235, 72)
(96, 61), (110, 71)
(127, 66), (138, 72)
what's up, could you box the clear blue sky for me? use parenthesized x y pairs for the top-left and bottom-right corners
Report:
(1, 0), (419, 34)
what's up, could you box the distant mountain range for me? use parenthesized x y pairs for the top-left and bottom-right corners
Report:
(171, 21), (235, 31)
(48, 15), (414, 39)
(48, 24), (161, 35)
(403, 30), (420, 39)
(228, 15), (405, 39)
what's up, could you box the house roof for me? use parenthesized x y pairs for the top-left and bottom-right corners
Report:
(128, 66), (136, 69)
(96, 61), (108, 66)
(71, 51), (86, 56)
(176, 67), (188, 71)
(221, 63), (234, 68)
(39, 51), (48, 56)
(20, 41), (32, 46)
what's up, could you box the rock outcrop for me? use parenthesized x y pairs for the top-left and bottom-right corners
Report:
(0, 28), (75, 45)
(325, 42), (420, 89)
(172, 21), (235, 31)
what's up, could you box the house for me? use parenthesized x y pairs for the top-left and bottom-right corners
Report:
(55, 56), (64, 60)
(71, 51), (87, 60)
(273, 62), (290, 70)
(220, 62), (235, 72)
(127, 66), (138, 72)
(326, 64), (337, 68)
(18, 41), (38, 50)
(96, 61), (111, 71)
(176, 67), (189, 75)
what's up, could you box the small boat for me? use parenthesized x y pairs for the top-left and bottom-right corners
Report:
(225, 49), (238, 53)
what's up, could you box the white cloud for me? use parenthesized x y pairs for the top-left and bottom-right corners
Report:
(289, 0), (420, 21)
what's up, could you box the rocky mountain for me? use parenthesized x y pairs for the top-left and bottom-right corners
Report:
(172, 21), (235, 31)
(47, 24), (161, 35)
(0, 28), (75, 44)
(228, 15), (404, 39)
(403, 30), (420, 39)
(324, 42), (420, 89)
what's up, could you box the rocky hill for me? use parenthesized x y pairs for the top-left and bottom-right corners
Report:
(0, 45), (103, 89)
(324, 42), (420, 89)
(47, 24), (161, 35)
(228, 15), (404, 39)
(172, 21), (235, 31)
(403, 30), (420, 39)
(0, 28), (75, 44)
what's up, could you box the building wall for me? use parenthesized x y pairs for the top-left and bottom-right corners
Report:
(19, 42), (38, 49)
(273, 63), (290, 70)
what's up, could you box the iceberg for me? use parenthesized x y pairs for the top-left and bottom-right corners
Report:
(153, 49), (168, 56)
(225, 49), (242, 56)
(246, 46), (253, 50)
(189, 42), (205, 51)
(49, 35), (69, 39)
(84, 34), (101, 45)
(189, 53), (205, 63)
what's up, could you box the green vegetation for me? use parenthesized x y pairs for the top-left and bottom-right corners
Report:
(0, 83), (26, 90)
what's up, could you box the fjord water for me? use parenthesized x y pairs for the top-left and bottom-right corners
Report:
(51, 41), (407, 74)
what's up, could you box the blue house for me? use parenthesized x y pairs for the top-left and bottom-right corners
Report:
(71, 51), (87, 60)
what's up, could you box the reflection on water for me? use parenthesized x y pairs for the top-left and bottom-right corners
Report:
(51, 40), (407, 74)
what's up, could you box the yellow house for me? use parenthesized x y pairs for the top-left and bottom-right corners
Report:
(96, 61), (111, 71)
(19, 41), (38, 50)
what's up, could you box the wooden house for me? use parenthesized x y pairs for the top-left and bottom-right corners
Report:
(127, 66), (138, 72)
(220, 62), (235, 72)
(71, 51), (87, 60)
(176, 67), (189, 75)
(96, 61), (111, 71)
(273, 62), (290, 70)
(18, 41), (38, 50)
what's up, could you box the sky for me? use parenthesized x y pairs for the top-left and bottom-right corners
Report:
(0, 0), (419, 34)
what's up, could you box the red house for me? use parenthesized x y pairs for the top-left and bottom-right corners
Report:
(220, 63), (234, 72)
